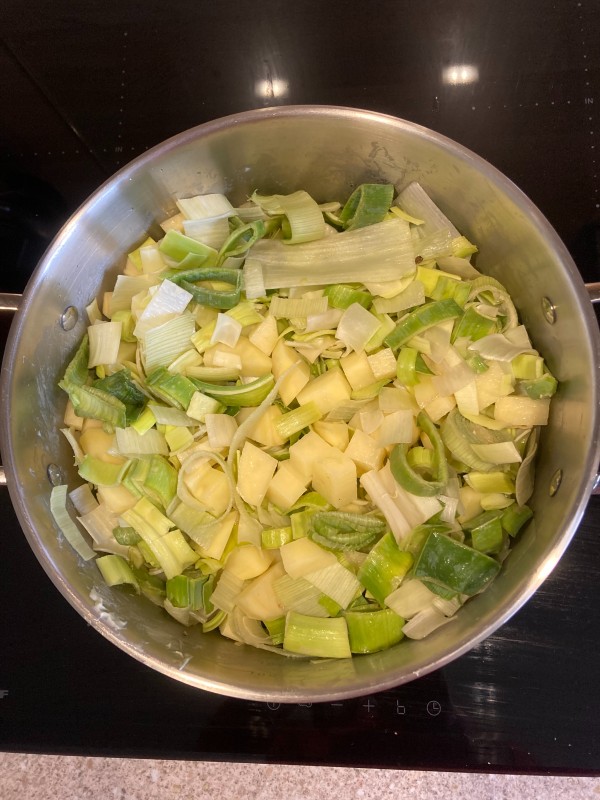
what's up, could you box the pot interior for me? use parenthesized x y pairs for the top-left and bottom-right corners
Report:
(2, 107), (598, 701)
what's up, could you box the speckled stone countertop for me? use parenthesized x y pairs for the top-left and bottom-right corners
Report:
(2, 754), (599, 799)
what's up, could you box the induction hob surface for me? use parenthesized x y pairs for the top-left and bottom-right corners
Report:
(1, 0), (599, 774)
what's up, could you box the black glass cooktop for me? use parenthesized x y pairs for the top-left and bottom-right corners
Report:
(1, 0), (599, 774)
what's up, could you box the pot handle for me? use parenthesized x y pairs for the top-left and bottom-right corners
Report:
(0, 286), (599, 490)
(0, 294), (22, 487)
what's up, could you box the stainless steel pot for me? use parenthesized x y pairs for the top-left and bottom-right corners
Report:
(1, 106), (599, 702)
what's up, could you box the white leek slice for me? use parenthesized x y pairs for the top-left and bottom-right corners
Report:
(304, 308), (344, 333)
(436, 256), (481, 279)
(270, 296), (329, 319)
(50, 485), (96, 561)
(147, 403), (198, 427)
(183, 217), (231, 249)
(402, 606), (455, 640)
(139, 245), (166, 274)
(115, 427), (169, 456)
(385, 579), (437, 619)
(360, 470), (412, 542)
(396, 182), (459, 258)
(516, 427), (539, 505)
(176, 193), (235, 220)
(60, 427), (85, 463)
(336, 303), (381, 352)
(211, 570), (246, 613)
(468, 333), (536, 362)
(69, 483), (99, 515)
(110, 274), (160, 315)
(86, 298), (103, 324)
(144, 312), (196, 373)
(505, 325), (533, 349)
(88, 321), (122, 368)
(303, 561), (362, 609)
(377, 409), (414, 446)
(250, 218), (414, 289)
(243, 257), (266, 300)
(77, 504), (128, 557)
(471, 441), (522, 464)
(372, 280), (425, 314)
(277, 190), (326, 244)
(205, 413), (238, 449)
(133, 280), (193, 338)
(432, 358), (475, 396)
(210, 313), (243, 348)
(274, 574), (329, 617)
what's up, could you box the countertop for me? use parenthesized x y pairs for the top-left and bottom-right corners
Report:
(2, 754), (600, 799)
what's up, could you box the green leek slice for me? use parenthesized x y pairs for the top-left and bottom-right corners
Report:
(413, 531), (500, 596)
(283, 611), (352, 658)
(390, 411), (448, 496)
(339, 183), (394, 231)
(167, 268), (242, 309)
(384, 299), (463, 350)
(345, 608), (405, 653)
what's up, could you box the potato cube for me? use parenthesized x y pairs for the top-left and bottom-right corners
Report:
(340, 350), (377, 391)
(248, 315), (279, 355)
(344, 429), (386, 473)
(237, 405), (286, 447)
(272, 339), (311, 405)
(312, 456), (357, 508)
(312, 420), (350, 451)
(289, 431), (338, 481)
(237, 442), (278, 507)
(296, 368), (352, 414)
(267, 461), (310, 511)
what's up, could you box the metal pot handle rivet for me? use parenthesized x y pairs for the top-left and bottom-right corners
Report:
(59, 306), (79, 331)
(541, 296), (557, 324)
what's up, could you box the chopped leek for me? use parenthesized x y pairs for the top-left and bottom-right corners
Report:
(55, 181), (557, 659)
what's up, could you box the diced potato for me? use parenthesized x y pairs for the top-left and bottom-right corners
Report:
(424, 394), (456, 422)
(494, 396), (550, 426)
(312, 420), (350, 451)
(476, 361), (514, 410)
(96, 484), (138, 514)
(413, 376), (438, 409)
(289, 431), (338, 481)
(236, 405), (285, 447)
(225, 544), (272, 580)
(271, 339), (311, 405)
(297, 367), (352, 414)
(340, 350), (377, 391)
(237, 442), (278, 507)
(236, 562), (286, 620)
(184, 465), (231, 517)
(457, 486), (484, 524)
(249, 315), (279, 355)
(344, 429), (386, 473)
(378, 386), (419, 414)
(64, 399), (84, 431)
(79, 428), (125, 465)
(267, 461), (310, 511)
(312, 456), (357, 508)
(204, 336), (272, 376)
(280, 537), (337, 579)
(198, 511), (237, 560)
(81, 417), (105, 432)
(366, 348), (397, 381)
